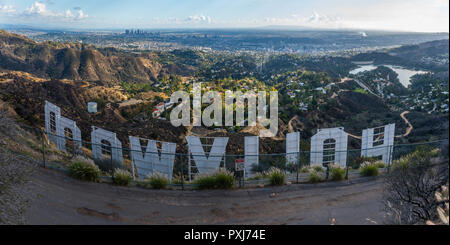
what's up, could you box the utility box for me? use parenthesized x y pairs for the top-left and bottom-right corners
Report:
(88, 102), (98, 113)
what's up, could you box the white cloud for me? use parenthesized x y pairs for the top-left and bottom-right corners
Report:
(144, 15), (213, 27)
(0, 4), (16, 14)
(7, 1), (89, 23)
(26, 1), (47, 15)
(75, 10), (88, 20)
(65, 10), (74, 18)
(259, 12), (345, 29)
(186, 15), (212, 24)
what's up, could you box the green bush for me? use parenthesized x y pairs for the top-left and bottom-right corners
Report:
(308, 171), (322, 183)
(194, 175), (217, 189)
(329, 164), (346, 181)
(391, 147), (440, 172)
(267, 167), (286, 186)
(171, 174), (184, 185)
(112, 168), (133, 186)
(214, 169), (236, 189)
(247, 172), (268, 181)
(286, 163), (298, 173)
(194, 168), (235, 190)
(68, 159), (101, 182)
(374, 161), (387, 168)
(300, 166), (310, 173)
(313, 165), (325, 172)
(93, 158), (123, 173)
(148, 173), (170, 189)
(351, 156), (378, 169)
(137, 172), (170, 189)
(359, 162), (380, 177)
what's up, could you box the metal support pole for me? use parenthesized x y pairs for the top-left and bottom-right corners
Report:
(345, 164), (349, 180)
(387, 145), (394, 174)
(180, 154), (184, 191)
(188, 152), (191, 182)
(41, 129), (46, 168)
(110, 151), (113, 174)
(131, 150), (136, 181)
(296, 152), (299, 184)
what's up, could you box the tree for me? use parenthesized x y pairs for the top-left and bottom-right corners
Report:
(383, 146), (449, 224)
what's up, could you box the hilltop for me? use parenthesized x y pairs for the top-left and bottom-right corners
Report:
(0, 30), (194, 85)
(351, 39), (449, 72)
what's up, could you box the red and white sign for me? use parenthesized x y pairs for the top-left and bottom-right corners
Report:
(235, 159), (245, 171)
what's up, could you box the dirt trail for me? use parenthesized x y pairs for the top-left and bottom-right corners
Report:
(287, 115), (300, 133)
(396, 111), (413, 138)
(23, 167), (387, 225)
(347, 111), (412, 139)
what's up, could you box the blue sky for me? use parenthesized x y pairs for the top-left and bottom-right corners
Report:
(0, 0), (448, 32)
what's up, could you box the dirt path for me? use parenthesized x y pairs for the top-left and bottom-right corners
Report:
(396, 111), (413, 137)
(287, 115), (300, 133)
(347, 111), (412, 140)
(23, 167), (387, 225)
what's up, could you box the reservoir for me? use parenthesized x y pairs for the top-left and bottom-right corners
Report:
(349, 63), (428, 87)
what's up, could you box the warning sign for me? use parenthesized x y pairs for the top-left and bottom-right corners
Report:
(235, 159), (245, 172)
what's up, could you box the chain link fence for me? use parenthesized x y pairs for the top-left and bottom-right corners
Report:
(17, 124), (449, 190)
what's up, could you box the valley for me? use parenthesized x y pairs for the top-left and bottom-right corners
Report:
(0, 29), (448, 155)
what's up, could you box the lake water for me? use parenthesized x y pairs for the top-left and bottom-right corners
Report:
(349, 64), (428, 87)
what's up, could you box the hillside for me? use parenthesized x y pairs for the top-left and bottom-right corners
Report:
(0, 30), (194, 85)
(0, 30), (448, 154)
(351, 39), (449, 72)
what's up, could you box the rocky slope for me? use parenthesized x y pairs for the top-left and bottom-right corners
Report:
(0, 30), (193, 85)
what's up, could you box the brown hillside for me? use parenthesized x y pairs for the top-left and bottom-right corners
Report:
(0, 30), (186, 85)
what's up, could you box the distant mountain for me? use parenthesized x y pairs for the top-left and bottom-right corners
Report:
(0, 30), (193, 85)
(351, 39), (449, 72)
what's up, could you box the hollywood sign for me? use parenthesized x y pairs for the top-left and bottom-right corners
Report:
(45, 100), (395, 180)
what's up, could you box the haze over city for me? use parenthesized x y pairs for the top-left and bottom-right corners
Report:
(0, 0), (449, 32)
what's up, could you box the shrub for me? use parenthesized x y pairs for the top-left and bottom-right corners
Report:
(136, 172), (170, 189)
(147, 172), (170, 189)
(267, 167), (286, 186)
(313, 165), (324, 172)
(286, 163), (298, 173)
(112, 168), (133, 186)
(374, 161), (387, 168)
(247, 172), (268, 181)
(300, 166), (310, 173)
(214, 169), (235, 189)
(329, 164), (346, 181)
(194, 174), (217, 189)
(359, 162), (380, 177)
(171, 174), (184, 185)
(72, 155), (95, 165)
(93, 158), (123, 173)
(385, 147), (448, 224)
(352, 156), (378, 169)
(68, 159), (101, 182)
(308, 171), (322, 183)
(194, 168), (235, 190)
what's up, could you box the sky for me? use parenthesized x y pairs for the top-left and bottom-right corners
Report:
(0, 0), (448, 32)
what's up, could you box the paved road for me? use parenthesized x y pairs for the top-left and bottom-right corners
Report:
(24, 167), (388, 225)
